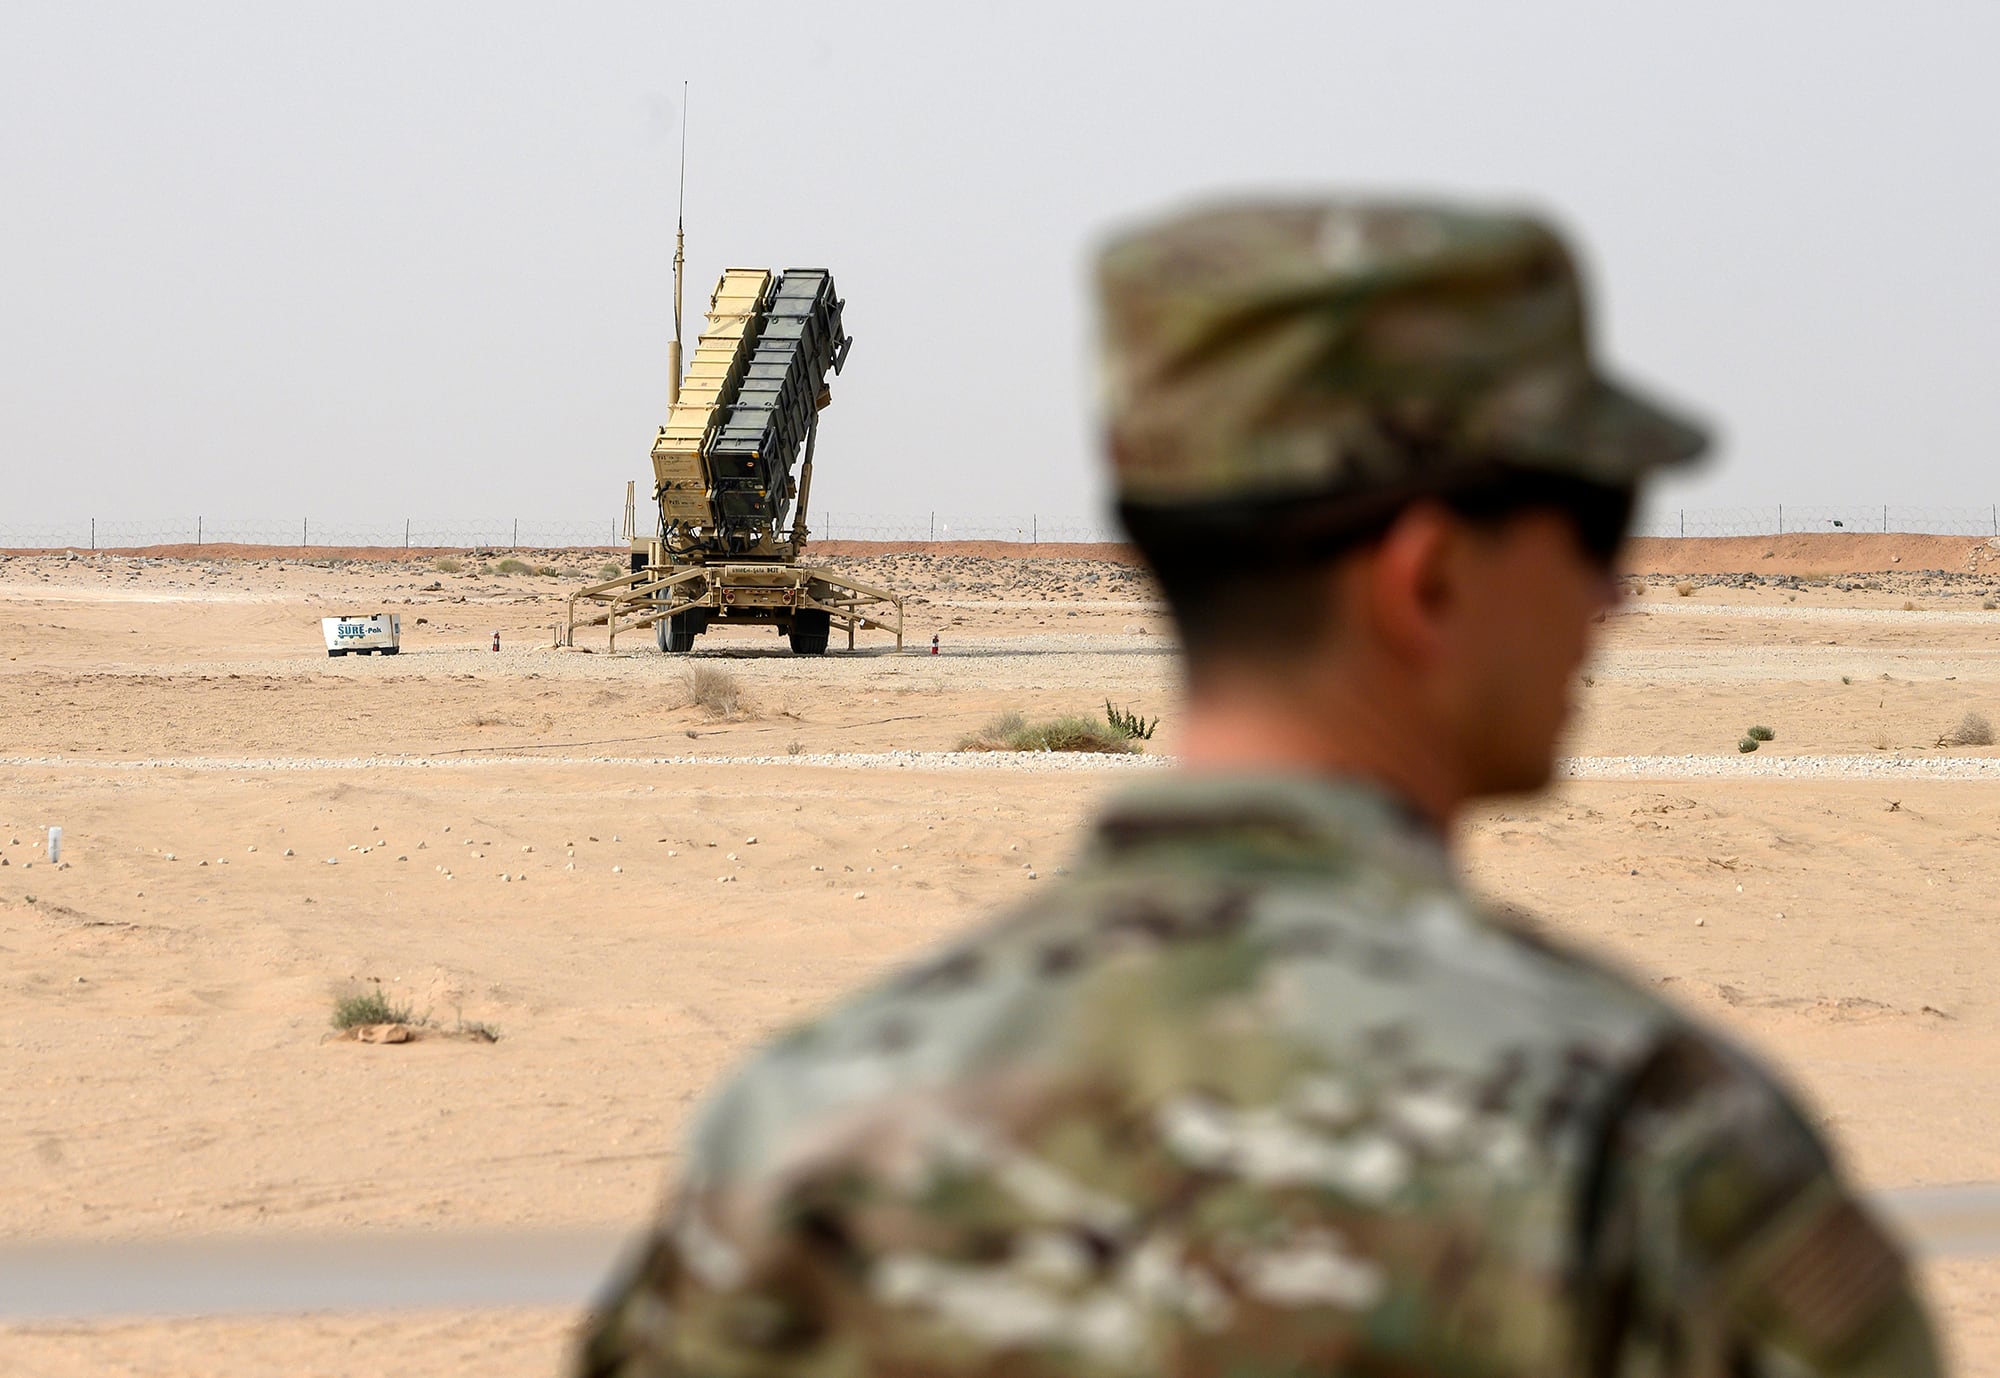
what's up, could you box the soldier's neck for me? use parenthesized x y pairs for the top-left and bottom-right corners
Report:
(1175, 673), (1464, 837)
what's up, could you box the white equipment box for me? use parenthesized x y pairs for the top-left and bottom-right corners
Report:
(321, 613), (401, 657)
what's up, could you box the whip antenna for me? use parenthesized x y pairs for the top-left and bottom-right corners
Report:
(668, 81), (688, 408)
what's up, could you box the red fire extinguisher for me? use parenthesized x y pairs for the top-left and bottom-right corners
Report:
(930, 633), (940, 656)
(491, 630), (500, 652)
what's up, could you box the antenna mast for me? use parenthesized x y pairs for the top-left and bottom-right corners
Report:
(667, 81), (688, 409)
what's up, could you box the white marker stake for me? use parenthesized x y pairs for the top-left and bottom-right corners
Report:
(47, 827), (61, 864)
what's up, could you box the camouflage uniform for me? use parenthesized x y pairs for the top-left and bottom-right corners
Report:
(581, 202), (1942, 1376)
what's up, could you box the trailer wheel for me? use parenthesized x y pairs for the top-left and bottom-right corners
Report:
(659, 610), (704, 653)
(788, 608), (831, 656)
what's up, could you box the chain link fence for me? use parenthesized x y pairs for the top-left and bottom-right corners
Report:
(1633, 505), (2000, 538)
(811, 513), (1121, 543)
(0, 513), (1125, 550)
(6, 507), (2000, 551)
(0, 518), (628, 551)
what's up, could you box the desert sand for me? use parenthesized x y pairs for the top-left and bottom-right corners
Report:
(2, 534), (1998, 1374)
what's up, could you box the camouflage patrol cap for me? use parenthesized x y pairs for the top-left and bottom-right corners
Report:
(1096, 198), (1708, 508)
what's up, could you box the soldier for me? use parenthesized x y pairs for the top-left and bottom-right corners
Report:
(580, 200), (1943, 1375)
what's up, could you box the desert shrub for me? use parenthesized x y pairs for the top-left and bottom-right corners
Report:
(960, 710), (1135, 754)
(535, 565), (561, 578)
(960, 710), (1026, 748)
(1746, 725), (1775, 742)
(1105, 701), (1158, 741)
(1901, 600), (1917, 612)
(1737, 737), (1759, 753)
(1674, 581), (1694, 597)
(1984, 598), (1997, 612)
(1939, 711), (1996, 747)
(494, 557), (531, 575)
(682, 664), (747, 717)
(332, 989), (413, 1029)
(599, 562), (622, 579)
(434, 556), (464, 573)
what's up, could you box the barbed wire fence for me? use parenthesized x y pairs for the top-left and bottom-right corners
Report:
(1632, 505), (2000, 538)
(0, 513), (1126, 551)
(0, 518), (628, 551)
(3, 507), (1999, 552)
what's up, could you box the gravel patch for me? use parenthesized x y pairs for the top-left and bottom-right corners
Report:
(1625, 602), (2000, 626)
(1587, 646), (2000, 684)
(58, 637), (1183, 695)
(5, 750), (1999, 780)
(0, 750), (1172, 773)
(1561, 753), (2000, 780)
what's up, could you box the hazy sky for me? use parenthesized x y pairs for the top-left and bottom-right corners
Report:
(6, 1), (1999, 527)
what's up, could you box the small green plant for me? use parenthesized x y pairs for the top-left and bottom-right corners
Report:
(598, 561), (622, 579)
(1746, 725), (1775, 742)
(1105, 701), (1158, 741)
(1737, 736), (1759, 753)
(959, 709), (1135, 754)
(1841, 675), (1852, 685)
(434, 556), (464, 574)
(787, 739), (805, 756)
(331, 989), (413, 1030)
(494, 557), (531, 575)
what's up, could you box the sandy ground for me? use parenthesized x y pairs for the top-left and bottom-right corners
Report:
(2, 535), (1998, 1374)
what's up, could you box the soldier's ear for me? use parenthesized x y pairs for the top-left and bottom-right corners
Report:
(1357, 501), (1462, 667)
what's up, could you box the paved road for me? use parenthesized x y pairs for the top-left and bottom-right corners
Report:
(2, 1184), (1997, 1321)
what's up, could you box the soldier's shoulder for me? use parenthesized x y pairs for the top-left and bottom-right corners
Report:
(1580, 1011), (1940, 1369)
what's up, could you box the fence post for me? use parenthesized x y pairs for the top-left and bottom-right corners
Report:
(929, 512), (934, 543)
(302, 518), (308, 551)
(1678, 509), (1684, 537)
(1032, 515), (1037, 544)
(197, 516), (202, 547)
(405, 519), (410, 550)
(513, 519), (519, 551)
(1777, 504), (1783, 535)
(90, 518), (95, 551)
